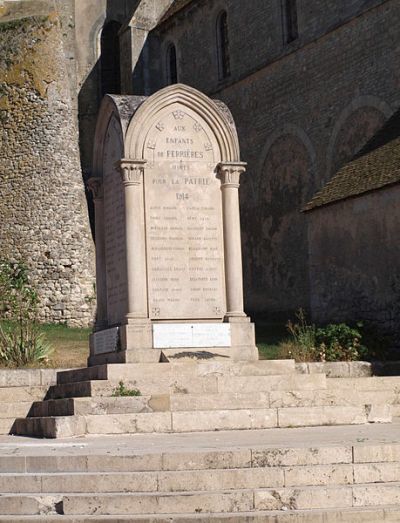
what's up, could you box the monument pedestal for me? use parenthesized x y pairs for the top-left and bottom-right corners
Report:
(88, 84), (258, 366)
(89, 316), (257, 366)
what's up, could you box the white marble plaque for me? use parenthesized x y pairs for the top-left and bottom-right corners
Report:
(92, 327), (119, 355)
(144, 105), (226, 320)
(153, 323), (231, 348)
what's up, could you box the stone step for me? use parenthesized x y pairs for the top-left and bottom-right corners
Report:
(0, 401), (36, 419)
(3, 441), (399, 473)
(56, 360), (296, 385)
(170, 389), (396, 410)
(327, 376), (400, 391)
(296, 361), (372, 378)
(0, 386), (48, 403)
(47, 373), (327, 400)
(12, 416), (87, 438)
(216, 373), (327, 393)
(29, 387), (396, 420)
(0, 506), (400, 521)
(1, 427), (400, 519)
(13, 402), (389, 438)
(0, 494), (61, 516)
(0, 482), (393, 515)
(0, 467), (282, 493)
(0, 369), (59, 388)
(0, 417), (16, 435)
(3, 459), (400, 493)
(0, 444), (358, 474)
(28, 395), (170, 417)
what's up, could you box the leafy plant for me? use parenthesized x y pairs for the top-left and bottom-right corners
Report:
(0, 260), (53, 366)
(278, 309), (369, 362)
(315, 322), (367, 362)
(112, 381), (141, 397)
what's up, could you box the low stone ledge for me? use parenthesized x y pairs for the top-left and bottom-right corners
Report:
(295, 362), (372, 378)
(0, 368), (67, 388)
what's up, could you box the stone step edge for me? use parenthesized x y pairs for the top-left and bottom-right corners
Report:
(56, 360), (297, 385)
(2, 444), (400, 472)
(2, 485), (400, 517)
(0, 505), (399, 521)
(2, 472), (400, 494)
(3, 479), (400, 494)
(1, 457), (399, 475)
(48, 373), (328, 395)
(28, 396), (400, 412)
(13, 407), (392, 438)
(15, 403), (392, 422)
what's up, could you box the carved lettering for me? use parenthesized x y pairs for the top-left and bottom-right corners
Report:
(144, 108), (225, 319)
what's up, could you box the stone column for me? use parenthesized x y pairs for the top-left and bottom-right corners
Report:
(118, 159), (148, 321)
(217, 162), (247, 319)
(87, 177), (107, 330)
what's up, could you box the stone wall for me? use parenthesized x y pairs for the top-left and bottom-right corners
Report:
(307, 185), (400, 349)
(0, 14), (96, 326)
(150, 0), (400, 317)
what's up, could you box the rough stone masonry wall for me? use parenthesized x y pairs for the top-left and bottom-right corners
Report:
(152, 0), (399, 318)
(0, 15), (96, 326)
(308, 185), (400, 350)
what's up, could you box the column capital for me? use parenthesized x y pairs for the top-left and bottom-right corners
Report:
(117, 158), (147, 187)
(87, 177), (103, 201)
(217, 162), (247, 188)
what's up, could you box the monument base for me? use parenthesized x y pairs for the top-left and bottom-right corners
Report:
(88, 318), (258, 366)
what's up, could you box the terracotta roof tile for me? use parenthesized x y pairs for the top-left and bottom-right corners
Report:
(303, 109), (400, 211)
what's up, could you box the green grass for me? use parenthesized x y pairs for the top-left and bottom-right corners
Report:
(0, 320), (291, 368)
(255, 321), (289, 360)
(40, 324), (90, 368)
(0, 322), (90, 368)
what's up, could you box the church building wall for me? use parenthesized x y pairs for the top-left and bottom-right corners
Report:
(150, 0), (400, 317)
(307, 185), (400, 349)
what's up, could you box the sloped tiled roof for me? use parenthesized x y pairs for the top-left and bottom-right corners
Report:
(303, 108), (400, 211)
(159, 0), (194, 25)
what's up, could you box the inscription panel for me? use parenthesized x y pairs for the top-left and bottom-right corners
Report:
(153, 323), (231, 348)
(92, 327), (119, 355)
(144, 107), (225, 319)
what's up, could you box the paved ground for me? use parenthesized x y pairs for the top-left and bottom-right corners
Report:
(1, 419), (399, 457)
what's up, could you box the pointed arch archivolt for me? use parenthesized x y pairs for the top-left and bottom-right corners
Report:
(92, 95), (125, 178)
(125, 84), (240, 162)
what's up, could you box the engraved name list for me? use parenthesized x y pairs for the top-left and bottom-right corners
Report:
(144, 109), (225, 320)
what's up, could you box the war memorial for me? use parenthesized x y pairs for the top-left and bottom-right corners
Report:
(1, 0), (400, 520)
(0, 84), (397, 521)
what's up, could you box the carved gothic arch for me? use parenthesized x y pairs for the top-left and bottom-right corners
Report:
(125, 84), (240, 162)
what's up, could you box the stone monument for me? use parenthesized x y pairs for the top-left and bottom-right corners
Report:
(88, 84), (258, 365)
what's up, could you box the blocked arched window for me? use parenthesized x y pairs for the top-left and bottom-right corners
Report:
(166, 43), (178, 85)
(100, 21), (121, 96)
(216, 11), (230, 80)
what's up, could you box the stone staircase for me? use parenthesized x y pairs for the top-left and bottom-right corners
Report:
(0, 423), (400, 521)
(11, 360), (398, 438)
(0, 369), (59, 435)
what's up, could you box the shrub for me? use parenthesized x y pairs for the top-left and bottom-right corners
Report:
(315, 323), (367, 362)
(278, 309), (368, 362)
(0, 260), (53, 366)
